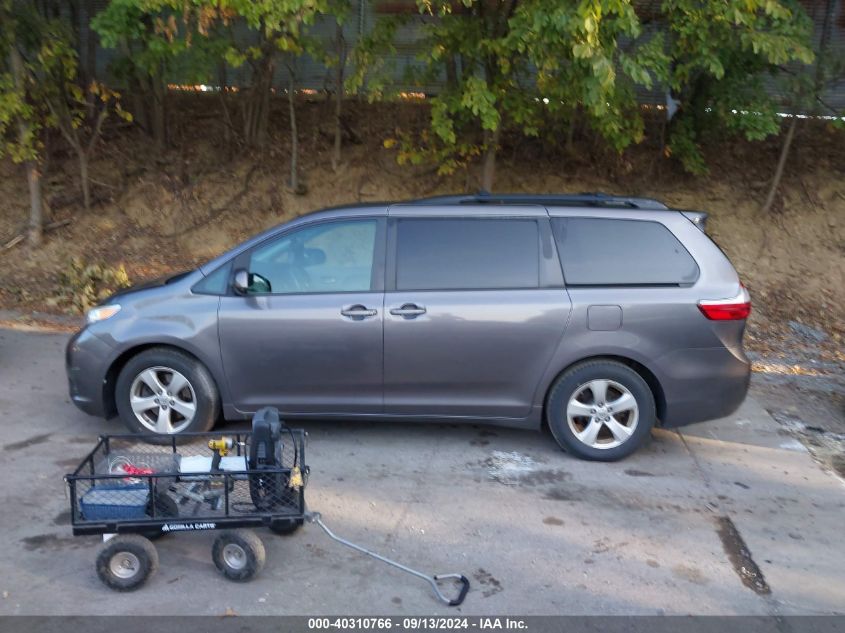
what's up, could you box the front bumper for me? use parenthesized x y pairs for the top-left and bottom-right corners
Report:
(657, 345), (751, 427)
(66, 327), (114, 417)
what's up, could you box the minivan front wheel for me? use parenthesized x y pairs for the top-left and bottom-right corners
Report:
(115, 348), (219, 437)
(547, 360), (655, 461)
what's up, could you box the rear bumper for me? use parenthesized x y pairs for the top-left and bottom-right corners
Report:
(66, 328), (113, 417)
(656, 346), (751, 428)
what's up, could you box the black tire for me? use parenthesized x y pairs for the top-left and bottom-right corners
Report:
(546, 360), (656, 461)
(212, 529), (266, 582)
(269, 518), (304, 536)
(96, 535), (159, 591)
(115, 347), (220, 440)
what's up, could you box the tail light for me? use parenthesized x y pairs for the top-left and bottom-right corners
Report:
(698, 284), (751, 321)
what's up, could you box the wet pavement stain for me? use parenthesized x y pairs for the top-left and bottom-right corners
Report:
(21, 533), (85, 551)
(53, 510), (72, 526)
(715, 516), (771, 595)
(672, 564), (709, 585)
(67, 436), (96, 444)
(518, 469), (572, 486)
(54, 457), (81, 470)
(624, 469), (655, 477)
(5, 433), (51, 451)
(543, 487), (580, 502)
(473, 568), (503, 598)
(305, 543), (328, 558)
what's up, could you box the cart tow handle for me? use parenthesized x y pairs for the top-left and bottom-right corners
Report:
(305, 511), (470, 607)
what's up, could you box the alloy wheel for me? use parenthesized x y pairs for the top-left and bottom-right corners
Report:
(129, 366), (197, 434)
(566, 379), (639, 450)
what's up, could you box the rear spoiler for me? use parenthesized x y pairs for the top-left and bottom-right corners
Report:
(680, 210), (708, 232)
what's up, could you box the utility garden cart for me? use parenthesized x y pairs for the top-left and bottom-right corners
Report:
(64, 408), (469, 605)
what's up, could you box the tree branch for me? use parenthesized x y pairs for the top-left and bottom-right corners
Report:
(85, 106), (109, 155)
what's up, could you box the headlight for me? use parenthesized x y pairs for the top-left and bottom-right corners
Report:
(86, 304), (121, 324)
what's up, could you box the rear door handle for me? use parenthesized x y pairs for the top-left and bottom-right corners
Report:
(389, 303), (427, 318)
(341, 304), (378, 319)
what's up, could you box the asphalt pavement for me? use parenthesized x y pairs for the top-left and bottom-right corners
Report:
(0, 327), (842, 615)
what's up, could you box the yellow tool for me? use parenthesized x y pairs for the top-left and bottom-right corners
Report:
(208, 437), (234, 471)
(289, 465), (303, 490)
(208, 437), (234, 455)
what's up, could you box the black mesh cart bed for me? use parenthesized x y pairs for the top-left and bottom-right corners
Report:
(65, 429), (307, 589)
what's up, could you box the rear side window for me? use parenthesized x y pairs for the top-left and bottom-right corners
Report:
(396, 218), (539, 290)
(552, 218), (699, 286)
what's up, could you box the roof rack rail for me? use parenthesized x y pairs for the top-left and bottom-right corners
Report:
(405, 191), (669, 210)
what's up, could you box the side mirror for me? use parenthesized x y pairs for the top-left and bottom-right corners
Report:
(232, 269), (250, 295)
(233, 269), (272, 295)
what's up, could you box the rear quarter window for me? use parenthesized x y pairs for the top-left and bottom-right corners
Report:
(552, 218), (699, 286)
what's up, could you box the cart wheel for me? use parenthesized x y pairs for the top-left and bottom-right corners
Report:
(96, 535), (158, 591)
(269, 518), (304, 536)
(212, 530), (266, 582)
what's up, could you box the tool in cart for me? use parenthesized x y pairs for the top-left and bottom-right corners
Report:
(208, 436), (235, 472)
(248, 407), (296, 511)
(170, 436), (239, 514)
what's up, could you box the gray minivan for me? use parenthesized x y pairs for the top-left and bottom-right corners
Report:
(66, 193), (751, 460)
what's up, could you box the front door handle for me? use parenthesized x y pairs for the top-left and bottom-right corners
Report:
(389, 303), (427, 318)
(341, 304), (378, 319)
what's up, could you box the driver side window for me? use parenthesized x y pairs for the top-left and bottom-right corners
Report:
(247, 219), (378, 295)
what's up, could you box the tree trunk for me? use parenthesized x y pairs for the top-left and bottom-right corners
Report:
(761, 116), (797, 214)
(25, 161), (43, 247)
(445, 56), (458, 92)
(244, 53), (274, 148)
(811, 0), (836, 113)
(78, 148), (91, 211)
(690, 75), (710, 137)
(288, 67), (302, 194)
(85, 0), (97, 83)
(217, 61), (234, 152)
(761, 0), (834, 213)
(9, 36), (43, 245)
(480, 126), (500, 192)
(566, 107), (578, 153)
(120, 40), (150, 134)
(331, 21), (345, 171)
(151, 71), (166, 152)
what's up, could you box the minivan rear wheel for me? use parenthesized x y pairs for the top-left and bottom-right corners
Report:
(115, 348), (219, 438)
(546, 360), (655, 461)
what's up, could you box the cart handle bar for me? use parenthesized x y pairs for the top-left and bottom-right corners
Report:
(305, 511), (470, 607)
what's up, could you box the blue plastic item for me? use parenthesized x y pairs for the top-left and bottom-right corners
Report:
(80, 484), (150, 520)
